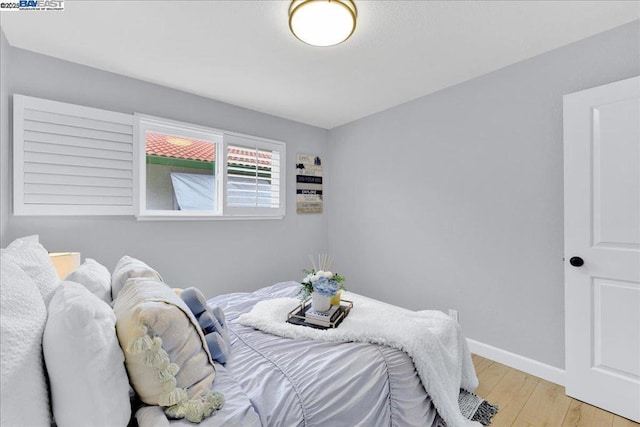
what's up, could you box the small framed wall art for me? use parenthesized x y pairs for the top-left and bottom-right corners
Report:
(296, 154), (323, 214)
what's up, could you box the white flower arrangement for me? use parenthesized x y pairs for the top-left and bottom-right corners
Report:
(299, 254), (346, 300)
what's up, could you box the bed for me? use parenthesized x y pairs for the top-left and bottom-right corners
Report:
(0, 236), (495, 427)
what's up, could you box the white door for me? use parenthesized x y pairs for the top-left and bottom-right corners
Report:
(564, 76), (640, 422)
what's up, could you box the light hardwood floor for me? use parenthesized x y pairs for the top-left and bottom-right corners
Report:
(471, 354), (640, 427)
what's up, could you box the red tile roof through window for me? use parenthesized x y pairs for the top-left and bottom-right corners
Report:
(146, 131), (214, 162)
(145, 132), (272, 166)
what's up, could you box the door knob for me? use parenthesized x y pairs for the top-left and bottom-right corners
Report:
(569, 256), (584, 267)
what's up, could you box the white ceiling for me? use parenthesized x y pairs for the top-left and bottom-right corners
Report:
(1, 1), (638, 129)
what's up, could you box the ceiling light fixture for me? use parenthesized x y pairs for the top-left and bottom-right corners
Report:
(289, 0), (357, 47)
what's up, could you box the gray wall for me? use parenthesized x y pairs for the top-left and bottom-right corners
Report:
(326, 21), (640, 369)
(0, 30), (9, 243)
(0, 41), (329, 296)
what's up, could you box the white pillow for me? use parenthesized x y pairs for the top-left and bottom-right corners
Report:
(113, 278), (223, 423)
(44, 281), (131, 427)
(1, 235), (59, 305)
(65, 258), (112, 303)
(111, 256), (163, 300)
(0, 257), (50, 426)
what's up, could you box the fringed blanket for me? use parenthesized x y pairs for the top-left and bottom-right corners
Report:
(239, 292), (482, 427)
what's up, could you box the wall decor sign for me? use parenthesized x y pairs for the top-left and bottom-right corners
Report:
(296, 154), (323, 214)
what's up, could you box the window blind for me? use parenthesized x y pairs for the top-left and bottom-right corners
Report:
(224, 134), (285, 217)
(13, 95), (134, 215)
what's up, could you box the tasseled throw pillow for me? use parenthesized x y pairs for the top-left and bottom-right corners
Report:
(113, 278), (224, 423)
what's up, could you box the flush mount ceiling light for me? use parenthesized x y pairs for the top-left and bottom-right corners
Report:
(289, 0), (357, 47)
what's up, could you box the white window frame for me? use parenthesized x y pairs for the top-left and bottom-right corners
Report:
(135, 114), (286, 220)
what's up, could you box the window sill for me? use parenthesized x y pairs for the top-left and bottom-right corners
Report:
(135, 214), (285, 221)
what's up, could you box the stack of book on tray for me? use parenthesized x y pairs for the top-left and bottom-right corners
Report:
(305, 305), (341, 327)
(286, 299), (353, 329)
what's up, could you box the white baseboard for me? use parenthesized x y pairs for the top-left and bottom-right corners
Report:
(467, 338), (566, 386)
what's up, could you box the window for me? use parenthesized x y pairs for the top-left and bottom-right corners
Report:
(12, 95), (285, 220)
(224, 134), (284, 216)
(136, 115), (285, 219)
(138, 118), (221, 215)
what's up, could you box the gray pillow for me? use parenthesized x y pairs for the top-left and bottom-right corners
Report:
(1, 235), (59, 305)
(111, 256), (163, 300)
(66, 258), (112, 303)
(0, 258), (50, 426)
(44, 281), (131, 426)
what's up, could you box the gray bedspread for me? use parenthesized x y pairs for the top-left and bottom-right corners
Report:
(136, 282), (439, 427)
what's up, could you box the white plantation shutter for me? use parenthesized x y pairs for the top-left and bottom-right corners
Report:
(224, 133), (285, 217)
(13, 95), (134, 215)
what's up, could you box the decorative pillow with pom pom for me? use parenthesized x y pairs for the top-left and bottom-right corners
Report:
(113, 278), (224, 423)
(177, 287), (230, 364)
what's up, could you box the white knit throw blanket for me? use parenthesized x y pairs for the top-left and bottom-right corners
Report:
(239, 292), (481, 427)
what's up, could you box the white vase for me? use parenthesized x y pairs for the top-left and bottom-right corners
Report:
(311, 291), (331, 312)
